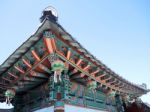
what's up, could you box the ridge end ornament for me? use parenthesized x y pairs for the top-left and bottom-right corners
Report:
(5, 88), (16, 105)
(51, 60), (66, 83)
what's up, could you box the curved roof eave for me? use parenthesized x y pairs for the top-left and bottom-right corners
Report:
(0, 19), (149, 93)
(56, 21), (149, 93)
(0, 19), (50, 75)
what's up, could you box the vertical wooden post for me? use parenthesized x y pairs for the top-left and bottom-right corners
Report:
(54, 101), (65, 112)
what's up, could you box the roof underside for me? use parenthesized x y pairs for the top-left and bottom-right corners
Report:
(0, 18), (149, 101)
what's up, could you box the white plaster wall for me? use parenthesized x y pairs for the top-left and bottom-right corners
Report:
(34, 106), (54, 112)
(65, 104), (108, 112)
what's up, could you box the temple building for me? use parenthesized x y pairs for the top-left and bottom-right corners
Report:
(0, 6), (149, 112)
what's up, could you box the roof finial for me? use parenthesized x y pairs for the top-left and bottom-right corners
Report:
(40, 6), (58, 22)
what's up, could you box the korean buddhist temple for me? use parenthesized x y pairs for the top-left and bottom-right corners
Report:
(0, 6), (149, 112)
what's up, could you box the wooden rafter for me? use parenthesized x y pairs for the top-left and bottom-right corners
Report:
(0, 83), (8, 86)
(22, 58), (32, 68)
(14, 66), (25, 74)
(108, 79), (116, 85)
(10, 53), (49, 88)
(0, 86), (7, 90)
(31, 50), (41, 61)
(56, 51), (126, 93)
(82, 64), (90, 71)
(23, 77), (45, 82)
(91, 69), (100, 77)
(96, 73), (106, 80)
(105, 76), (112, 82)
(76, 58), (83, 66)
(8, 72), (18, 79)
(71, 73), (85, 79)
(30, 71), (48, 78)
(38, 64), (51, 74)
(2, 77), (12, 82)
(66, 48), (71, 60)
(70, 69), (78, 75)
(51, 38), (57, 51)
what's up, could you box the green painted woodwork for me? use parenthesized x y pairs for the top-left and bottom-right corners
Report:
(43, 31), (55, 38)
(115, 95), (124, 112)
(34, 39), (45, 58)
(55, 101), (64, 107)
(5, 89), (15, 98)
(48, 75), (55, 100)
(11, 71), (126, 112)
(87, 81), (97, 90)
(2, 37), (45, 79)
(51, 60), (65, 71)
(86, 100), (106, 110)
(13, 83), (50, 112)
(68, 81), (107, 110)
(96, 91), (106, 101)
(48, 71), (71, 101)
(1, 30), (132, 112)
(108, 91), (116, 98)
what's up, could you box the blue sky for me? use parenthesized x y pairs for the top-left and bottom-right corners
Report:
(0, 0), (150, 108)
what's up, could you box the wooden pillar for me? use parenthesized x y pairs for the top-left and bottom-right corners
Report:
(54, 101), (65, 112)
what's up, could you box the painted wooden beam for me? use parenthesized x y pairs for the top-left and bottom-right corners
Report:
(105, 76), (112, 82)
(56, 52), (128, 94)
(19, 81), (35, 85)
(66, 48), (71, 60)
(22, 58), (32, 68)
(95, 73), (106, 80)
(2, 77), (12, 82)
(70, 69), (78, 75)
(82, 64), (90, 71)
(0, 85), (9, 89)
(117, 83), (124, 88)
(30, 71), (48, 78)
(14, 66), (25, 74)
(8, 72), (18, 79)
(108, 79), (116, 85)
(71, 73), (85, 79)
(23, 77), (45, 82)
(91, 69), (100, 77)
(31, 50), (41, 61)
(43, 38), (54, 54)
(76, 64), (90, 79)
(111, 81), (119, 86)
(51, 38), (57, 51)
(77, 78), (87, 82)
(102, 76), (112, 83)
(0, 83), (8, 86)
(18, 82), (33, 89)
(76, 58), (83, 66)
(0, 86), (7, 90)
(64, 62), (69, 70)
(38, 64), (51, 74)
